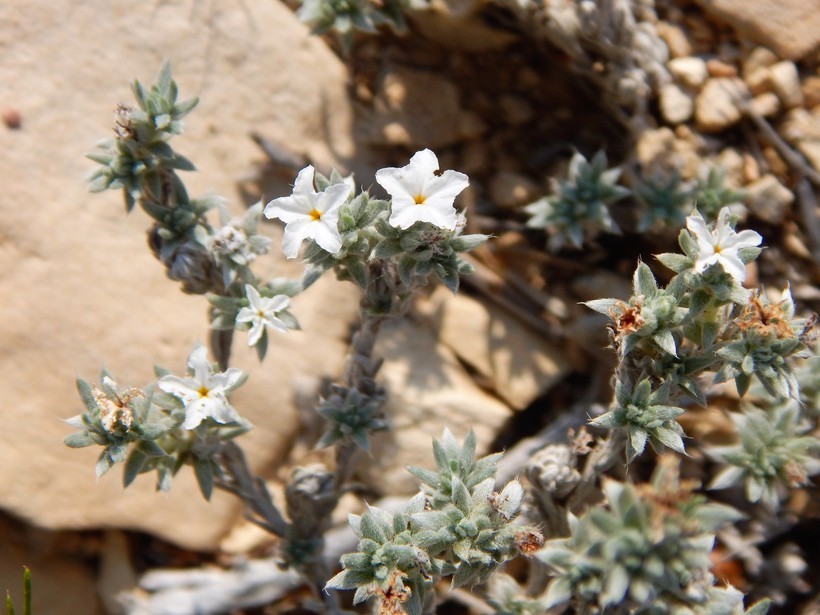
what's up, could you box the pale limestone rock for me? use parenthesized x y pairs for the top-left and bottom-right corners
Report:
(366, 319), (513, 494)
(659, 82), (694, 125)
(695, 78), (748, 132)
(797, 141), (820, 173)
(742, 153), (761, 184)
(0, 0), (358, 551)
(706, 58), (738, 78)
(769, 61), (804, 109)
(426, 288), (570, 409)
(668, 57), (708, 89)
(715, 148), (745, 187)
(742, 47), (779, 77)
(780, 108), (820, 142)
(745, 67), (773, 95)
(694, 0), (820, 60)
(803, 76), (820, 109)
(749, 92), (780, 118)
(636, 127), (701, 179)
(745, 174), (794, 224)
(656, 21), (693, 58)
(489, 172), (542, 209)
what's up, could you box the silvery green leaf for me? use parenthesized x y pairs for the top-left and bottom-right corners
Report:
(432, 437), (448, 472)
(544, 577), (572, 608)
(601, 564), (629, 606)
(652, 426), (686, 453)
(448, 234), (488, 252)
(679, 227), (698, 257)
(64, 432), (96, 448)
(123, 448), (148, 487)
(654, 329), (678, 357)
(87, 174), (112, 193)
(95, 451), (115, 478)
(345, 258), (367, 288)
(406, 466), (440, 489)
(352, 585), (371, 605)
(363, 505), (393, 536)
(64, 415), (85, 429)
(689, 289), (710, 317)
(590, 409), (621, 429)
(372, 240), (403, 259)
(656, 252), (691, 273)
(325, 570), (358, 589)
(348, 513), (362, 537)
(452, 477), (472, 513)
(404, 588), (422, 615)
(584, 298), (619, 316)
(614, 379), (631, 407)
(651, 405), (684, 420)
(735, 373), (752, 397)
(459, 429), (477, 466)
(633, 262), (657, 296)
(405, 492), (427, 514)
(633, 379), (652, 406)
(697, 503), (743, 531)
(471, 477), (494, 503)
(745, 599), (772, 615)
(678, 377), (707, 407)
(496, 480), (524, 519)
(76, 378), (98, 413)
(745, 477), (765, 502)
(628, 426), (648, 459)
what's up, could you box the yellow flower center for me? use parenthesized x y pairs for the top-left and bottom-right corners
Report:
(197, 385), (210, 397)
(714, 245), (722, 253)
(308, 208), (322, 221)
(413, 194), (426, 205)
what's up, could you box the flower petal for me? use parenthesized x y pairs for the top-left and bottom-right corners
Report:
(157, 375), (199, 402)
(264, 195), (313, 223)
(292, 165), (317, 196)
(281, 219), (312, 259)
(181, 398), (211, 429)
(246, 319), (264, 346)
(311, 220), (343, 254)
(717, 253), (748, 283)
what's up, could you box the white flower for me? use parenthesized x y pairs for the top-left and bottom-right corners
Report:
(157, 345), (244, 429)
(264, 165), (351, 259)
(686, 207), (762, 283)
(235, 285), (292, 346)
(375, 148), (469, 230)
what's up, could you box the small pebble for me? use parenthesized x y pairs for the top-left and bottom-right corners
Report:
(706, 58), (738, 78)
(2, 108), (21, 129)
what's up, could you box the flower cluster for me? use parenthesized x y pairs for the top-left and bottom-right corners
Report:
(326, 430), (542, 614)
(265, 148), (483, 298)
(525, 150), (629, 251)
(538, 457), (751, 614)
(587, 207), (812, 461)
(296, 0), (410, 49)
(65, 345), (250, 497)
(708, 400), (820, 508)
(86, 63), (276, 300)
